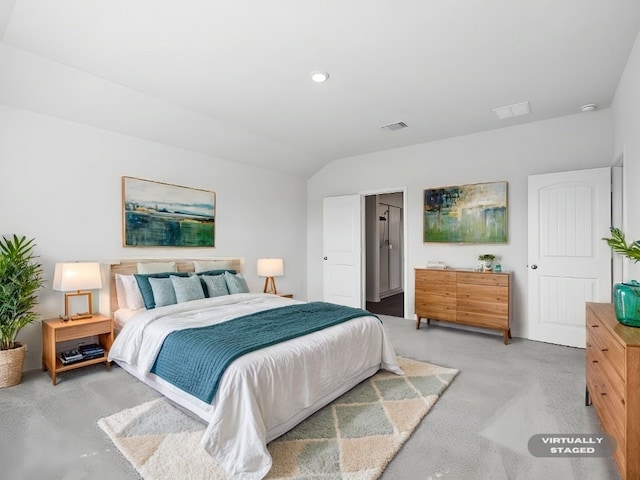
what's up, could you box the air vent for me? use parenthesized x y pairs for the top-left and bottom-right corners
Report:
(492, 101), (531, 120)
(381, 121), (408, 131)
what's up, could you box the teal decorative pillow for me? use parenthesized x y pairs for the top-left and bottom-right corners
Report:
(134, 272), (189, 309)
(196, 269), (236, 277)
(171, 274), (205, 303)
(201, 274), (229, 297)
(148, 277), (177, 308)
(224, 271), (249, 294)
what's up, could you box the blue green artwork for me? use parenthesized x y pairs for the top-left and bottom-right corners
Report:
(423, 181), (507, 243)
(123, 176), (215, 247)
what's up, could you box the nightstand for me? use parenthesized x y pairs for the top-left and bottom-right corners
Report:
(278, 293), (293, 298)
(42, 314), (114, 385)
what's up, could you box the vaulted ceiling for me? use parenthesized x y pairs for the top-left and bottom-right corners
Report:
(2, 1), (639, 178)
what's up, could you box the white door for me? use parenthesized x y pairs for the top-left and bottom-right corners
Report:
(323, 195), (362, 307)
(528, 167), (611, 348)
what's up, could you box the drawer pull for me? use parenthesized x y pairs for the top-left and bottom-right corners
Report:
(601, 392), (607, 396)
(591, 324), (599, 327)
(592, 360), (598, 363)
(601, 348), (608, 352)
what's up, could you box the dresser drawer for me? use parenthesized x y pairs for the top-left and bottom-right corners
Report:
(587, 331), (624, 391)
(457, 272), (508, 287)
(587, 314), (625, 380)
(457, 288), (509, 315)
(416, 298), (456, 321)
(456, 310), (508, 329)
(587, 351), (625, 443)
(415, 270), (456, 287)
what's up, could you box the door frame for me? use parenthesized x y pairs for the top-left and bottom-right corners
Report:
(361, 186), (408, 316)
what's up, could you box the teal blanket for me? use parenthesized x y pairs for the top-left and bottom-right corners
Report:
(150, 302), (375, 403)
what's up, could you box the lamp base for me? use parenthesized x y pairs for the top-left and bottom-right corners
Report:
(64, 291), (94, 320)
(263, 277), (278, 295)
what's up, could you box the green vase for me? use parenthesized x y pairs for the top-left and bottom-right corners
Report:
(613, 281), (640, 328)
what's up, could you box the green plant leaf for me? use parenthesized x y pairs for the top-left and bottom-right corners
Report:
(602, 227), (640, 263)
(0, 235), (44, 350)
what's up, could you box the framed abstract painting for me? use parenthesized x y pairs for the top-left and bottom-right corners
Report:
(423, 181), (507, 243)
(122, 176), (215, 247)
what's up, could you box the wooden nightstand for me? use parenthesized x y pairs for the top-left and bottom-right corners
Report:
(42, 314), (114, 385)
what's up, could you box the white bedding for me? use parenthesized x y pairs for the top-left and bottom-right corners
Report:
(108, 293), (402, 479)
(113, 307), (143, 330)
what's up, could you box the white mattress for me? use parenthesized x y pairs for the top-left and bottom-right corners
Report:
(113, 307), (144, 331)
(109, 293), (402, 479)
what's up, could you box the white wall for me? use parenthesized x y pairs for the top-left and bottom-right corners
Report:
(1, 105), (307, 370)
(612, 30), (640, 281)
(307, 110), (613, 339)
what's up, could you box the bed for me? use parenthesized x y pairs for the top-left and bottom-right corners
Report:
(106, 258), (403, 479)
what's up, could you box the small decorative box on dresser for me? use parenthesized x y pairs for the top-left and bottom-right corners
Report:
(415, 268), (511, 344)
(42, 314), (114, 385)
(586, 302), (640, 479)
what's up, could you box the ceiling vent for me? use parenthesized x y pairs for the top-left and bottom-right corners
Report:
(381, 121), (408, 131)
(492, 101), (531, 120)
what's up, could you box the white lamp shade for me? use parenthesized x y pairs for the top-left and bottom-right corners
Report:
(53, 262), (103, 292)
(257, 258), (284, 277)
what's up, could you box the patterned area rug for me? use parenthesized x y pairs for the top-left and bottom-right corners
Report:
(98, 357), (458, 479)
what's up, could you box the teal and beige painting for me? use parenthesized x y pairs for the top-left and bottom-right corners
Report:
(123, 176), (215, 247)
(423, 181), (507, 243)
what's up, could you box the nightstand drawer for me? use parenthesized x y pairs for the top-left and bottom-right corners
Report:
(55, 320), (111, 342)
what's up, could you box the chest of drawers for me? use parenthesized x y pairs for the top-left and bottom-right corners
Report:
(415, 269), (511, 344)
(586, 302), (640, 479)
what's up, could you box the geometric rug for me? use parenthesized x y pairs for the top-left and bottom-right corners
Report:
(98, 357), (458, 480)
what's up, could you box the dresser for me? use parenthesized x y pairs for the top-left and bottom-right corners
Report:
(414, 268), (511, 344)
(586, 302), (640, 479)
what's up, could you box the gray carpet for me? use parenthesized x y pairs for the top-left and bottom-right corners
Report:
(0, 317), (620, 480)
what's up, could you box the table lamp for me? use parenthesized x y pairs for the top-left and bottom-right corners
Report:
(257, 258), (284, 294)
(53, 262), (102, 320)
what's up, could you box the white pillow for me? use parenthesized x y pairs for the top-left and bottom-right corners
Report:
(137, 261), (177, 274)
(193, 260), (233, 273)
(114, 274), (145, 310)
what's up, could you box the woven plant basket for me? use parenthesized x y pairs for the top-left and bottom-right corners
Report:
(0, 343), (26, 388)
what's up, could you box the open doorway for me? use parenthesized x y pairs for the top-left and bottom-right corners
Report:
(364, 192), (404, 317)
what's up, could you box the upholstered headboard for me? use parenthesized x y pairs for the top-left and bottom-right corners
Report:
(106, 257), (244, 316)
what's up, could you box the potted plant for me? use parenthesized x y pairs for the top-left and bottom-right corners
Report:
(0, 235), (44, 387)
(478, 254), (496, 272)
(602, 227), (640, 327)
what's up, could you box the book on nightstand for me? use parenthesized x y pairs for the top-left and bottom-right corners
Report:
(59, 348), (84, 365)
(78, 343), (105, 359)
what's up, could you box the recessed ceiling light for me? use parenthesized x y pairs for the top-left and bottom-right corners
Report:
(310, 71), (329, 83)
(580, 104), (597, 112)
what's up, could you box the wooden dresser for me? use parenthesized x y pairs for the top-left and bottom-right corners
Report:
(415, 268), (511, 344)
(586, 302), (640, 479)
